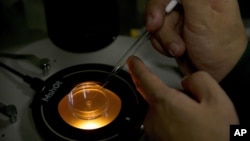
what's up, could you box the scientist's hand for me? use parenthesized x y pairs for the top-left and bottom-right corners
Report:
(127, 56), (239, 141)
(146, 0), (248, 81)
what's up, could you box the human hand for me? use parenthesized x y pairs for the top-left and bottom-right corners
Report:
(127, 56), (239, 141)
(146, 0), (248, 81)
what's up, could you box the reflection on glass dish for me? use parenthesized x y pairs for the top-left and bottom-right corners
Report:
(58, 82), (122, 130)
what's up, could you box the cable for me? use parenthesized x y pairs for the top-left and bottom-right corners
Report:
(0, 62), (44, 91)
(0, 62), (25, 78)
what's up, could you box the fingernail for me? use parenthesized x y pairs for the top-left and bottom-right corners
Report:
(168, 43), (179, 57)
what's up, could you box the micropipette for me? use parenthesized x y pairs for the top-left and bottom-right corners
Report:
(102, 0), (180, 87)
(102, 30), (150, 87)
(165, 0), (180, 13)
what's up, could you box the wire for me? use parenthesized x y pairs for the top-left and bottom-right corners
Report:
(0, 62), (25, 78)
(0, 62), (44, 91)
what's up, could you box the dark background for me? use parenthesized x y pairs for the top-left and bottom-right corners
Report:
(0, 0), (249, 51)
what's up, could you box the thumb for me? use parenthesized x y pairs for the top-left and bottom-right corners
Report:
(181, 71), (226, 104)
(126, 56), (178, 104)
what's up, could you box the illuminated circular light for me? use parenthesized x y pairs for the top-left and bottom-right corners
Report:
(58, 82), (121, 130)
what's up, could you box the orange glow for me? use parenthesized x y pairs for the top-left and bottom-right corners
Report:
(58, 82), (121, 130)
(79, 121), (102, 130)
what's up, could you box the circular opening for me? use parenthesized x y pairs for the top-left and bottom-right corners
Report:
(58, 82), (121, 130)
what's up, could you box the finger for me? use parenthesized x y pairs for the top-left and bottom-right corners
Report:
(150, 36), (170, 56)
(181, 71), (226, 104)
(151, 35), (183, 58)
(146, 0), (171, 32)
(126, 56), (190, 105)
(127, 56), (169, 102)
(154, 10), (185, 57)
